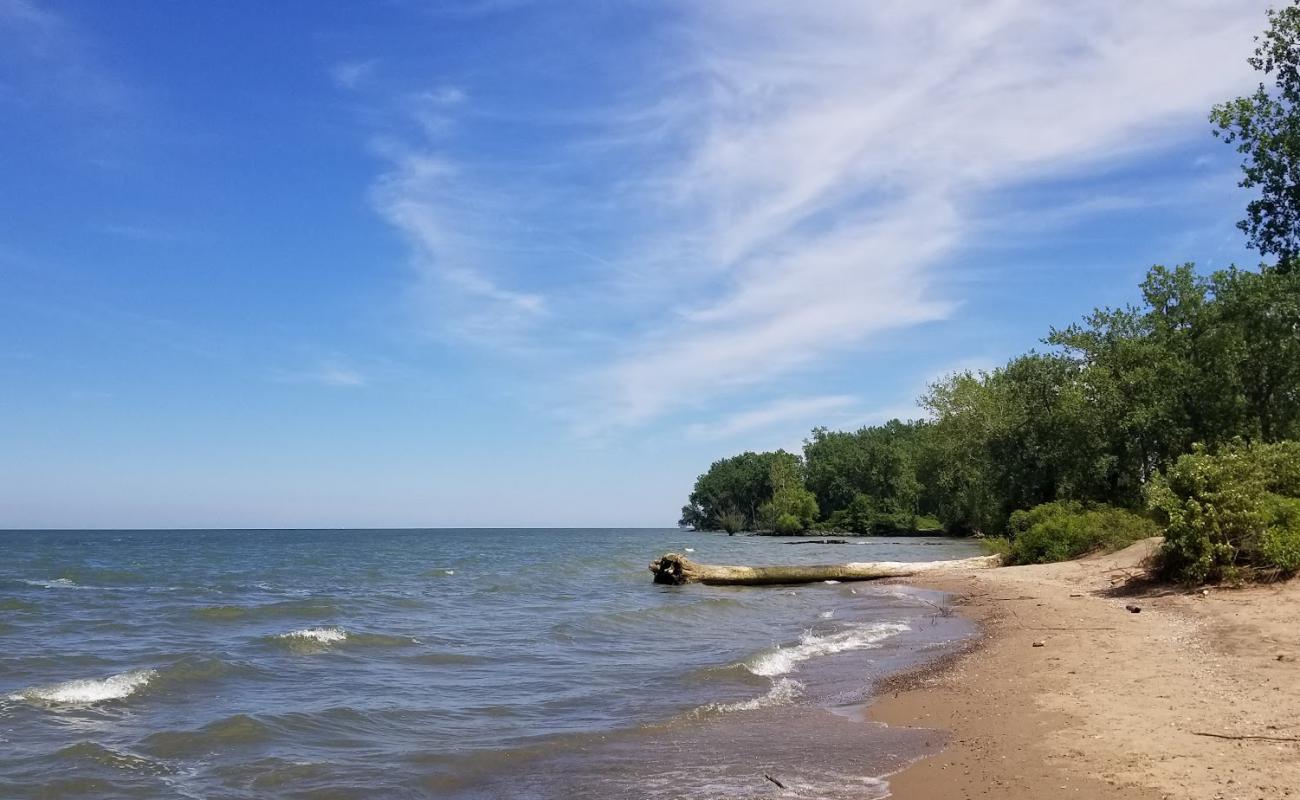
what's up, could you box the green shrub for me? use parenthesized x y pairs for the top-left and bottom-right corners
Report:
(981, 536), (1012, 558)
(1259, 440), (1300, 497)
(914, 514), (944, 533)
(1260, 495), (1300, 573)
(1004, 501), (1159, 565)
(774, 513), (803, 535)
(1146, 440), (1300, 582)
(719, 512), (745, 535)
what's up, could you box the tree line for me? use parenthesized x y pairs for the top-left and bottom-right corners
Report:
(680, 4), (1300, 582)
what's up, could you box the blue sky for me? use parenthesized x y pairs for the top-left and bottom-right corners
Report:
(0, 0), (1273, 528)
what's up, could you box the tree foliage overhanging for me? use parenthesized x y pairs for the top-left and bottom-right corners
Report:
(679, 4), (1300, 581)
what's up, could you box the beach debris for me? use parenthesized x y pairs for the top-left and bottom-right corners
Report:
(1032, 640), (1046, 647)
(763, 774), (787, 790)
(1277, 654), (1295, 662)
(1191, 730), (1300, 743)
(1125, 604), (1142, 613)
(647, 552), (1002, 586)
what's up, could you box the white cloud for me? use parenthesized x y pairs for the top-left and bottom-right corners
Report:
(330, 59), (377, 91)
(686, 394), (858, 440)
(582, 0), (1264, 431)
(368, 139), (548, 346)
(0, 0), (128, 114)
(274, 361), (368, 388)
(354, 0), (1267, 433)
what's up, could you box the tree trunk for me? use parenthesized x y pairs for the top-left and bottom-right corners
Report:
(648, 552), (1001, 586)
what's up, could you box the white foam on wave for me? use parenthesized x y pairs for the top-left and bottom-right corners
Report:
(8, 668), (157, 704)
(702, 677), (804, 714)
(278, 627), (347, 643)
(19, 578), (82, 589)
(746, 621), (909, 677)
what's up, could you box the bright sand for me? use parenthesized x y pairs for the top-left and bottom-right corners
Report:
(872, 539), (1300, 799)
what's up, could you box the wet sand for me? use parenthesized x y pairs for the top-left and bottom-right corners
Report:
(874, 539), (1300, 800)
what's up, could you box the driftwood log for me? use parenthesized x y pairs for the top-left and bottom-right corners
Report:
(649, 552), (1001, 586)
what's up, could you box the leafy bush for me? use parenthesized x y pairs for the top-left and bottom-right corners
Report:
(773, 513), (803, 535)
(719, 512), (745, 535)
(1260, 495), (1300, 572)
(1146, 440), (1300, 582)
(981, 536), (1012, 558)
(1004, 501), (1159, 565)
(914, 514), (944, 533)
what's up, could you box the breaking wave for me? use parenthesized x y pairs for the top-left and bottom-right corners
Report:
(8, 668), (157, 705)
(278, 626), (347, 643)
(267, 627), (417, 654)
(698, 677), (805, 714)
(17, 578), (83, 590)
(745, 622), (909, 677)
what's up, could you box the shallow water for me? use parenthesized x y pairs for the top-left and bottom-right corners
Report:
(0, 529), (981, 798)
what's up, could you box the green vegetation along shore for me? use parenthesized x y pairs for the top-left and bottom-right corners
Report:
(680, 5), (1300, 584)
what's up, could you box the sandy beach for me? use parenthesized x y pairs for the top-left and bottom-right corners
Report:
(874, 539), (1300, 800)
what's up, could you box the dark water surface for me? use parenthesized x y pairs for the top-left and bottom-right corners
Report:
(0, 529), (982, 799)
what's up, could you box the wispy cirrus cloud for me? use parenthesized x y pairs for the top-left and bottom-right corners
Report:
(685, 394), (859, 441)
(348, 0), (1267, 435)
(330, 59), (378, 91)
(364, 85), (553, 347)
(583, 0), (1265, 430)
(273, 360), (368, 388)
(0, 0), (129, 115)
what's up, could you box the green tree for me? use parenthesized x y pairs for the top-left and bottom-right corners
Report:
(679, 450), (804, 532)
(1208, 267), (1300, 442)
(1047, 264), (1221, 497)
(803, 421), (922, 524)
(759, 455), (819, 534)
(1211, 2), (1300, 271)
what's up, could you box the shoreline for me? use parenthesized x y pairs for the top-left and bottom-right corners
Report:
(868, 539), (1300, 799)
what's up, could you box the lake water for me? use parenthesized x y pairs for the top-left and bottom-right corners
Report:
(0, 529), (982, 799)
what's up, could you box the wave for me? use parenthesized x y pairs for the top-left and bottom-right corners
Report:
(279, 626), (347, 644)
(192, 599), (338, 622)
(403, 651), (490, 666)
(698, 677), (805, 714)
(550, 596), (753, 641)
(7, 668), (157, 705)
(55, 742), (177, 776)
(142, 713), (276, 759)
(152, 655), (261, 692)
(267, 627), (418, 654)
(745, 621), (909, 677)
(17, 577), (84, 590)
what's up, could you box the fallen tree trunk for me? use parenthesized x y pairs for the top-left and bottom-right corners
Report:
(648, 552), (1001, 586)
